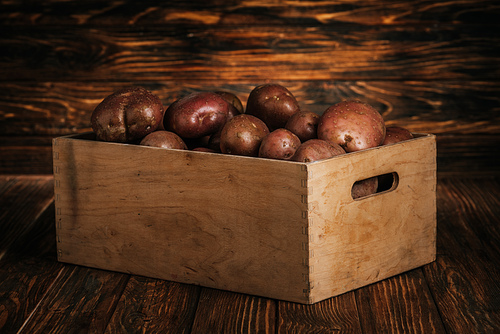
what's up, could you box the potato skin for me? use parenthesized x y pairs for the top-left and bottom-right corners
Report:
(285, 110), (320, 142)
(139, 131), (188, 150)
(163, 92), (231, 139)
(215, 91), (244, 116)
(91, 86), (164, 143)
(352, 177), (379, 199)
(245, 84), (301, 131)
(258, 128), (301, 160)
(317, 100), (386, 152)
(220, 114), (270, 156)
(382, 126), (413, 145)
(291, 139), (346, 163)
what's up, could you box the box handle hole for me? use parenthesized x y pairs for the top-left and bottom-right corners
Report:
(351, 172), (399, 200)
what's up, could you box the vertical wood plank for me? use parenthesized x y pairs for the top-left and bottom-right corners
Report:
(355, 269), (446, 333)
(277, 292), (362, 333)
(104, 276), (200, 333)
(190, 288), (276, 334)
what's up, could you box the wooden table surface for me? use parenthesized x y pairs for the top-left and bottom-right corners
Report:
(1, 174), (498, 333)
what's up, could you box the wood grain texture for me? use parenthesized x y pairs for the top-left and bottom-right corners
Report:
(1, 25), (498, 82)
(105, 276), (200, 333)
(423, 178), (500, 333)
(53, 134), (311, 303)
(355, 269), (446, 333)
(277, 292), (361, 333)
(18, 265), (129, 334)
(1, 0), (498, 26)
(0, 176), (62, 334)
(1, 80), (499, 137)
(307, 134), (436, 302)
(191, 288), (276, 334)
(0, 175), (54, 252)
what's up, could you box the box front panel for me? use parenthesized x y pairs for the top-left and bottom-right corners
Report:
(307, 135), (437, 302)
(53, 136), (311, 303)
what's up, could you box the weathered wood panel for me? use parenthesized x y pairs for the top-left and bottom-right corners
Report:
(190, 288), (276, 333)
(1, 80), (498, 136)
(423, 178), (500, 333)
(105, 276), (200, 333)
(1, 0), (499, 26)
(355, 269), (446, 333)
(1, 25), (498, 82)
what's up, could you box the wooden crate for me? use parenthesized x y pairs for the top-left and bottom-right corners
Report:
(52, 132), (436, 304)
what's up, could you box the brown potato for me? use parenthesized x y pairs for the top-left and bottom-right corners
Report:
(382, 126), (414, 145)
(163, 92), (231, 139)
(352, 177), (379, 199)
(258, 128), (301, 160)
(91, 86), (164, 143)
(317, 100), (386, 152)
(285, 110), (320, 142)
(245, 83), (301, 131)
(139, 131), (187, 150)
(220, 114), (270, 156)
(291, 139), (346, 163)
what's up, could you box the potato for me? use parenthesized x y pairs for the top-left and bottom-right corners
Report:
(317, 100), (386, 152)
(163, 91), (232, 139)
(291, 139), (346, 163)
(245, 83), (301, 130)
(258, 128), (301, 160)
(139, 130), (187, 150)
(220, 114), (270, 156)
(285, 110), (320, 142)
(382, 126), (413, 145)
(91, 86), (164, 143)
(215, 91), (244, 116)
(352, 177), (379, 199)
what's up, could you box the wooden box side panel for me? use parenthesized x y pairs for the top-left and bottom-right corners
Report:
(307, 135), (437, 303)
(53, 136), (311, 303)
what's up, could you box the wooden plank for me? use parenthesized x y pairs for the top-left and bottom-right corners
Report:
(277, 292), (362, 333)
(1, 80), (499, 137)
(422, 178), (500, 333)
(0, 175), (54, 252)
(104, 276), (200, 333)
(0, 176), (63, 334)
(54, 134), (311, 303)
(306, 134), (436, 302)
(0, 202), (65, 334)
(355, 269), (446, 333)
(17, 265), (129, 334)
(0, 25), (498, 82)
(190, 288), (276, 333)
(1, 0), (498, 26)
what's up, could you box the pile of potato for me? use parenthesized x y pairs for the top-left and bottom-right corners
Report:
(90, 84), (414, 198)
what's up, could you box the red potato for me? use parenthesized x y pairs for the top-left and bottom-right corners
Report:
(258, 128), (301, 160)
(215, 91), (244, 116)
(91, 86), (164, 143)
(291, 139), (346, 163)
(245, 83), (301, 131)
(382, 126), (414, 145)
(220, 114), (270, 157)
(163, 92), (232, 139)
(317, 100), (386, 152)
(285, 110), (320, 142)
(139, 131), (188, 150)
(352, 177), (379, 199)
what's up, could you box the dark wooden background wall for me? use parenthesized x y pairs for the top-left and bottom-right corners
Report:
(1, 1), (499, 176)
